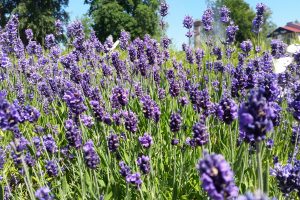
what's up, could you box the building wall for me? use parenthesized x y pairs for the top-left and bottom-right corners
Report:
(273, 33), (300, 44)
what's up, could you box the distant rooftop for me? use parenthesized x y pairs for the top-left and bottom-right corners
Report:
(282, 22), (300, 33)
(268, 22), (300, 38)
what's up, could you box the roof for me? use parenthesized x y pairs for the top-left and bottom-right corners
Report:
(282, 25), (300, 33)
(268, 22), (300, 37)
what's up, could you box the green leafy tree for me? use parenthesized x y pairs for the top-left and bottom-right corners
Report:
(85, 0), (160, 41)
(210, 0), (275, 42)
(0, 0), (69, 45)
(79, 15), (94, 38)
(0, 0), (20, 27)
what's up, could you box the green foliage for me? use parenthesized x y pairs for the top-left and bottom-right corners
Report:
(80, 15), (94, 38)
(1, 40), (296, 199)
(214, 0), (255, 42)
(85, 0), (160, 41)
(210, 0), (275, 42)
(0, 0), (20, 27)
(0, 0), (69, 45)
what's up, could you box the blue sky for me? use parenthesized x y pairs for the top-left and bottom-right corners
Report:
(67, 0), (300, 47)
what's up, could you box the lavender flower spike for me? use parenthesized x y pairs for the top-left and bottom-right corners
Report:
(202, 8), (214, 32)
(216, 97), (238, 125)
(126, 173), (142, 188)
(83, 140), (100, 169)
(183, 15), (194, 38)
(169, 112), (182, 132)
(139, 133), (153, 149)
(252, 3), (267, 34)
(160, 2), (169, 17)
(137, 155), (151, 174)
(196, 152), (239, 200)
(119, 161), (131, 177)
(220, 6), (230, 23)
(238, 88), (274, 142)
(35, 187), (53, 200)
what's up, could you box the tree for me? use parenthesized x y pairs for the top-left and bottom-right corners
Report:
(0, 0), (20, 27)
(211, 0), (275, 42)
(0, 0), (69, 45)
(84, 0), (160, 41)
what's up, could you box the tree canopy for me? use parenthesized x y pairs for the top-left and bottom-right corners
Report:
(84, 0), (160, 41)
(211, 0), (275, 42)
(0, 0), (69, 45)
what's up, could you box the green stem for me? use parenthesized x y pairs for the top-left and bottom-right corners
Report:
(230, 124), (234, 164)
(139, 188), (145, 200)
(239, 143), (248, 189)
(78, 151), (86, 199)
(22, 159), (35, 200)
(125, 184), (129, 200)
(172, 148), (177, 200)
(256, 142), (263, 191)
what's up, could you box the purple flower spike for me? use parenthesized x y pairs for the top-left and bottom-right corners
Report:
(271, 39), (287, 59)
(183, 15), (194, 38)
(196, 152), (239, 200)
(183, 15), (193, 29)
(120, 30), (130, 50)
(25, 29), (33, 41)
(140, 95), (161, 123)
(216, 97), (238, 125)
(202, 9), (214, 32)
(55, 19), (63, 35)
(63, 85), (86, 117)
(179, 97), (189, 107)
(111, 86), (129, 109)
(237, 191), (270, 200)
(270, 158), (300, 196)
(126, 173), (142, 188)
(252, 3), (267, 34)
(119, 161), (131, 177)
(123, 110), (138, 133)
(107, 133), (119, 152)
(65, 119), (82, 149)
(169, 80), (180, 97)
(294, 50), (300, 65)
(0, 91), (21, 131)
(83, 140), (100, 169)
(139, 133), (153, 149)
(189, 87), (212, 116)
(160, 2), (169, 17)
(240, 40), (253, 55)
(80, 115), (94, 128)
(169, 112), (182, 132)
(220, 6), (230, 23)
(45, 34), (56, 49)
(42, 134), (57, 154)
(35, 187), (53, 200)
(46, 160), (59, 177)
(137, 155), (151, 174)
(238, 88), (274, 142)
(191, 121), (209, 147)
(226, 23), (239, 44)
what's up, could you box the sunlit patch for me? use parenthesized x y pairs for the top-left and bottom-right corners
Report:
(287, 44), (300, 54)
(272, 57), (293, 74)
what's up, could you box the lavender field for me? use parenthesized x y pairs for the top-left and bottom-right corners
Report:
(0, 2), (300, 200)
